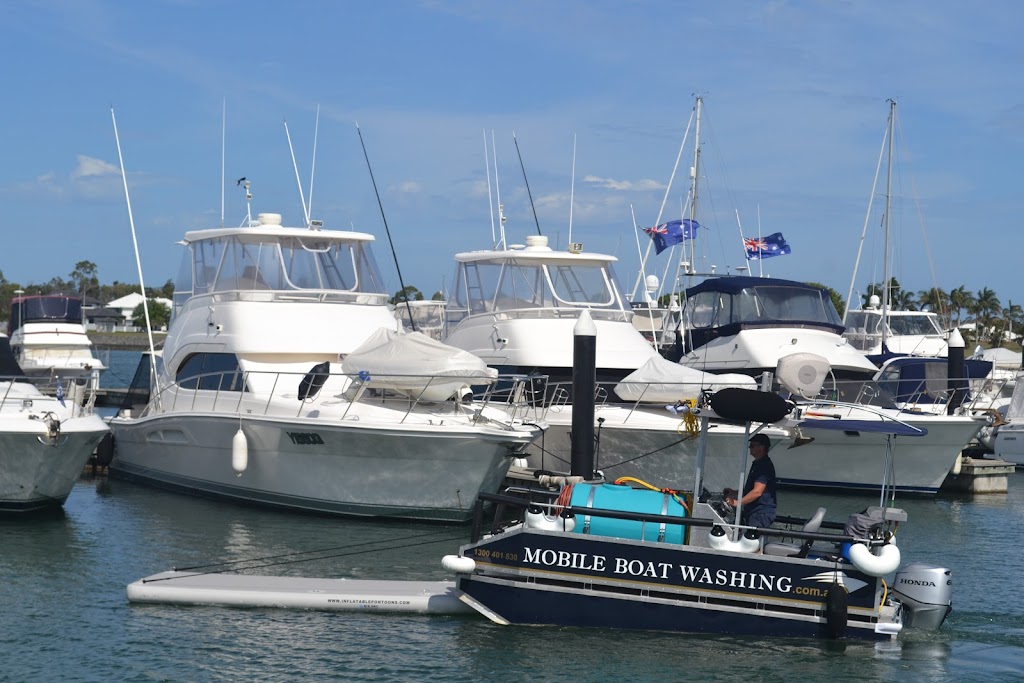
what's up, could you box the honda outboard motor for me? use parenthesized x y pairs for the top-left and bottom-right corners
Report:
(892, 563), (953, 629)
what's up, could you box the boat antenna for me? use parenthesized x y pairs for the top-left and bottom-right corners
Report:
(220, 98), (226, 228)
(492, 131), (507, 249)
(355, 122), (416, 332)
(512, 131), (542, 236)
(568, 132), (577, 245)
(483, 129), (495, 246)
(283, 119), (311, 228)
(110, 107), (161, 404)
(308, 104), (320, 227)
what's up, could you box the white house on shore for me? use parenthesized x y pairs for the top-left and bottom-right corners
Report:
(104, 292), (174, 331)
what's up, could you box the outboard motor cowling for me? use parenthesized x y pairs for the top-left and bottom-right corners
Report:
(892, 563), (952, 629)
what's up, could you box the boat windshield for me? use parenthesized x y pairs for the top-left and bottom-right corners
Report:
(447, 259), (630, 322)
(172, 234), (388, 315)
(688, 285), (842, 329)
(888, 314), (943, 336)
(8, 297), (83, 334)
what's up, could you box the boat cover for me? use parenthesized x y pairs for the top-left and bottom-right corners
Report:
(342, 329), (497, 402)
(1004, 373), (1024, 420)
(614, 355), (756, 403)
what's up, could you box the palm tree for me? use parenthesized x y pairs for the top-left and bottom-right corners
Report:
(916, 287), (950, 329)
(949, 286), (975, 330)
(972, 287), (1002, 346)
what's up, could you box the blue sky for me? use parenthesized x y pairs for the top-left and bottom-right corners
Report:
(2, 0), (1022, 308)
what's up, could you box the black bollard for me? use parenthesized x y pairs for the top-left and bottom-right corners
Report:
(947, 328), (966, 415)
(570, 310), (597, 479)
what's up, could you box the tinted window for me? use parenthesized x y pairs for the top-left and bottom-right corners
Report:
(176, 353), (245, 392)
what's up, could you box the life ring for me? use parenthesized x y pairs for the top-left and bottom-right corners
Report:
(848, 542), (901, 577)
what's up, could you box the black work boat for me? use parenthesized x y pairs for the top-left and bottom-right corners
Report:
(443, 387), (953, 640)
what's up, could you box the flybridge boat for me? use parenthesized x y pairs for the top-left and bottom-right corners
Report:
(443, 388), (954, 640)
(107, 212), (542, 522)
(8, 293), (106, 384)
(844, 300), (948, 359)
(0, 334), (109, 512)
(443, 235), (659, 385)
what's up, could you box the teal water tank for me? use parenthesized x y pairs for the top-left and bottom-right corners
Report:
(569, 483), (687, 543)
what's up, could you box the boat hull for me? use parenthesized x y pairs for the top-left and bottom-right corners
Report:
(456, 528), (894, 640)
(0, 416), (109, 512)
(108, 413), (532, 522)
(526, 406), (982, 493)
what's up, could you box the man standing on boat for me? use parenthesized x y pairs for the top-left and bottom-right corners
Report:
(724, 433), (777, 528)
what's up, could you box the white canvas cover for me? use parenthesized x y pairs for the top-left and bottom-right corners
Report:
(614, 355), (756, 403)
(1005, 372), (1024, 420)
(342, 329), (498, 402)
(978, 347), (1023, 369)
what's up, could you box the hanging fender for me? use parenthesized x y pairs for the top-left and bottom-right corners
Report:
(848, 541), (901, 577)
(232, 428), (248, 475)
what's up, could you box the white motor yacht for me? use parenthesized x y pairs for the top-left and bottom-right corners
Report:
(107, 213), (542, 522)
(440, 256), (982, 493)
(8, 293), (106, 384)
(0, 334), (109, 512)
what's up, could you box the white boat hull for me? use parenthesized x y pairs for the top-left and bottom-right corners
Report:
(109, 411), (535, 521)
(524, 405), (983, 493)
(0, 415), (108, 511)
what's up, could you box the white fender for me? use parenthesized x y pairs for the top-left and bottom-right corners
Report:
(848, 542), (901, 577)
(950, 453), (963, 476)
(708, 528), (760, 553)
(525, 508), (577, 532)
(442, 555), (476, 574)
(232, 428), (248, 475)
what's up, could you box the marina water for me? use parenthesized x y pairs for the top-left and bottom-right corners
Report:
(2, 351), (1023, 681)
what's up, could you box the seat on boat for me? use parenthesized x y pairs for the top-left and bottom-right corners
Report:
(763, 507), (826, 557)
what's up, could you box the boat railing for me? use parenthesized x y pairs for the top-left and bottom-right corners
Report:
(139, 367), (542, 429)
(470, 490), (876, 549)
(0, 374), (99, 415)
(203, 290), (391, 306)
(816, 376), (1001, 418)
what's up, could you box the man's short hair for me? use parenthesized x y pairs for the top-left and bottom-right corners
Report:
(749, 433), (771, 449)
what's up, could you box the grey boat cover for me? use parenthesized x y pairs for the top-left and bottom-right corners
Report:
(614, 355), (756, 403)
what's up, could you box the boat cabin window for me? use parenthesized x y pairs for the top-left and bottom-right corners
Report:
(687, 285), (841, 329)
(888, 314), (943, 336)
(176, 353), (246, 392)
(8, 296), (83, 334)
(449, 259), (626, 320)
(172, 234), (388, 317)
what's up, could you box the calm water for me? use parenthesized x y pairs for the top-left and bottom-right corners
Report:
(3, 352), (1021, 682)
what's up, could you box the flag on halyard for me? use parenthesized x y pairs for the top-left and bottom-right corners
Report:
(644, 219), (701, 254)
(56, 380), (66, 408)
(744, 232), (791, 260)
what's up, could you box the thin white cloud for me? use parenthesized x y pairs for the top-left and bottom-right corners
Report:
(70, 155), (120, 179)
(396, 181), (423, 194)
(583, 175), (665, 192)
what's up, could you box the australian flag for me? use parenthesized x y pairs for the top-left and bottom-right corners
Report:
(744, 232), (791, 260)
(644, 219), (701, 255)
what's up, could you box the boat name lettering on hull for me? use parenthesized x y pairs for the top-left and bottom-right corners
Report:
(521, 546), (792, 589)
(286, 432), (325, 445)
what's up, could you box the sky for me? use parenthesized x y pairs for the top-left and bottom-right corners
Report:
(2, 0), (1023, 309)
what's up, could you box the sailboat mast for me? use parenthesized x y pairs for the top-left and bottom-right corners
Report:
(688, 95), (702, 277)
(881, 99), (896, 350)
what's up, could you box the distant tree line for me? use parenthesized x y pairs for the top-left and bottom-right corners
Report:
(0, 260), (174, 325)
